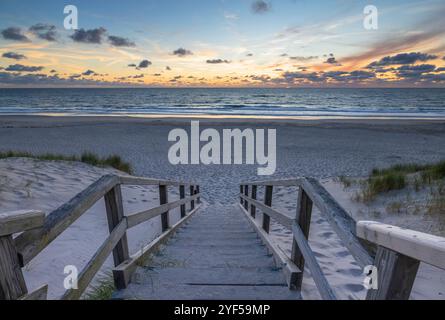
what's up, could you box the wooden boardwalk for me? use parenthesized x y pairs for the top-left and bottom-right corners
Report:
(113, 204), (301, 300)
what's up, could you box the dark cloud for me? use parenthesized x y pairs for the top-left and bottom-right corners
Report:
(132, 74), (144, 79)
(82, 69), (96, 76)
(172, 48), (193, 57)
(206, 59), (231, 64)
(367, 52), (437, 68)
(396, 64), (436, 78)
(138, 60), (152, 68)
(1, 27), (30, 42)
(290, 56), (318, 61)
(436, 67), (445, 72)
(5, 64), (44, 72)
(50, 69), (57, 73)
(324, 54), (340, 65)
(128, 64), (137, 67)
(108, 35), (135, 47)
(246, 53), (254, 57)
(280, 53), (288, 57)
(29, 23), (57, 41)
(153, 73), (162, 76)
(166, 66), (172, 71)
(70, 28), (107, 44)
(2, 52), (27, 60)
(251, 0), (271, 14)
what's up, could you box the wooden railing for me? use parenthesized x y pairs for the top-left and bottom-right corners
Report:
(0, 174), (201, 300)
(239, 178), (445, 300)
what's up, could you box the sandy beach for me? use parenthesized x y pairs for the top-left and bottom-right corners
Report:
(1, 115), (445, 299)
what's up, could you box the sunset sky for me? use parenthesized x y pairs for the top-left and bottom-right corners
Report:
(0, 0), (445, 87)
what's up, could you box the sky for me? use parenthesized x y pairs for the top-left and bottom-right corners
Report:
(0, 0), (444, 87)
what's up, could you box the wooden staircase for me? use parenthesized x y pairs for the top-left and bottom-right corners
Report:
(113, 204), (301, 300)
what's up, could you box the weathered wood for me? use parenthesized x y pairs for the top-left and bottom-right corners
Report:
(190, 185), (195, 210)
(19, 284), (48, 300)
(262, 186), (273, 233)
(242, 179), (299, 187)
(104, 185), (130, 289)
(240, 194), (292, 229)
(61, 218), (128, 300)
(290, 188), (313, 291)
(126, 193), (200, 229)
(239, 204), (301, 289)
(244, 185), (249, 210)
(366, 246), (420, 300)
(113, 205), (201, 289)
(14, 174), (120, 266)
(291, 223), (337, 300)
(0, 235), (28, 300)
(357, 221), (445, 270)
(299, 178), (373, 268)
(179, 185), (186, 218)
(240, 185), (244, 205)
(250, 185), (257, 218)
(159, 185), (169, 232)
(0, 210), (45, 237)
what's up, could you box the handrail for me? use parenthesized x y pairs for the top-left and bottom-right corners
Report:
(0, 174), (202, 300)
(239, 177), (374, 300)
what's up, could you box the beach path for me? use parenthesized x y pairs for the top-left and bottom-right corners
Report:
(113, 204), (301, 300)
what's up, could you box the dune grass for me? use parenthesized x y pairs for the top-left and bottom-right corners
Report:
(0, 151), (132, 174)
(83, 273), (116, 300)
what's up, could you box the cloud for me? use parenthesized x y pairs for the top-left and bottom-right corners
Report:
(2, 52), (27, 60)
(246, 53), (254, 57)
(367, 52), (438, 68)
(396, 64), (436, 78)
(138, 60), (152, 68)
(82, 69), (96, 76)
(206, 59), (231, 64)
(70, 28), (107, 44)
(172, 48), (193, 57)
(5, 64), (44, 72)
(108, 35), (135, 47)
(29, 23), (57, 41)
(128, 64), (137, 67)
(166, 66), (171, 71)
(289, 56), (318, 62)
(324, 54), (340, 65)
(251, 0), (271, 14)
(1, 27), (30, 42)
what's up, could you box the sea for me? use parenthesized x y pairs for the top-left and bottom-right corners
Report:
(0, 88), (444, 117)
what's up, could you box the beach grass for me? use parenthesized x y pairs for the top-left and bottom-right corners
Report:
(83, 273), (116, 300)
(0, 151), (132, 174)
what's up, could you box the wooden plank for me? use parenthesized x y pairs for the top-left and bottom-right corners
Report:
(292, 223), (337, 300)
(262, 185), (273, 233)
(240, 194), (292, 229)
(14, 174), (120, 266)
(104, 185), (130, 289)
(127, 194), (200, 229)
(357, 221), (445, 270)
(250, 185), (257, 218)
(159, 185), (170, 232)
(19, 284), (48, 300)
(0, 235), (28, 300)
(190, 185), (195, 211)
(196, 186), (201, 204)
(113, 205), (202, 289)
(179, 185), (186, 218)
(240, 185), (244, 205)
(299, 177), (373, 268)
(61, 218), (128, 300)
(290, 188), (313, 291)
(244, 185), (249, 210)
(366, 246), (420, 300)
(0, 210), (45, 237)
(239, 204), (301, 290)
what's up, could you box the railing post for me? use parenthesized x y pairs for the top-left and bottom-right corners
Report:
(196, 185), (201, 204)
(190, 185), (195, 210)
(250, 185), (257, 218)
(0, 235), (28, 300)
(243, 185), (249, 210)
(290, 188), (313, 291)
(159, 185), (169, 232)
(262, 185), (273, 233)
(240, 185), (244, 205)
(104, 184), (130, 289)
(179, 185), (186, 218)
(366, 246), (420, 300)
